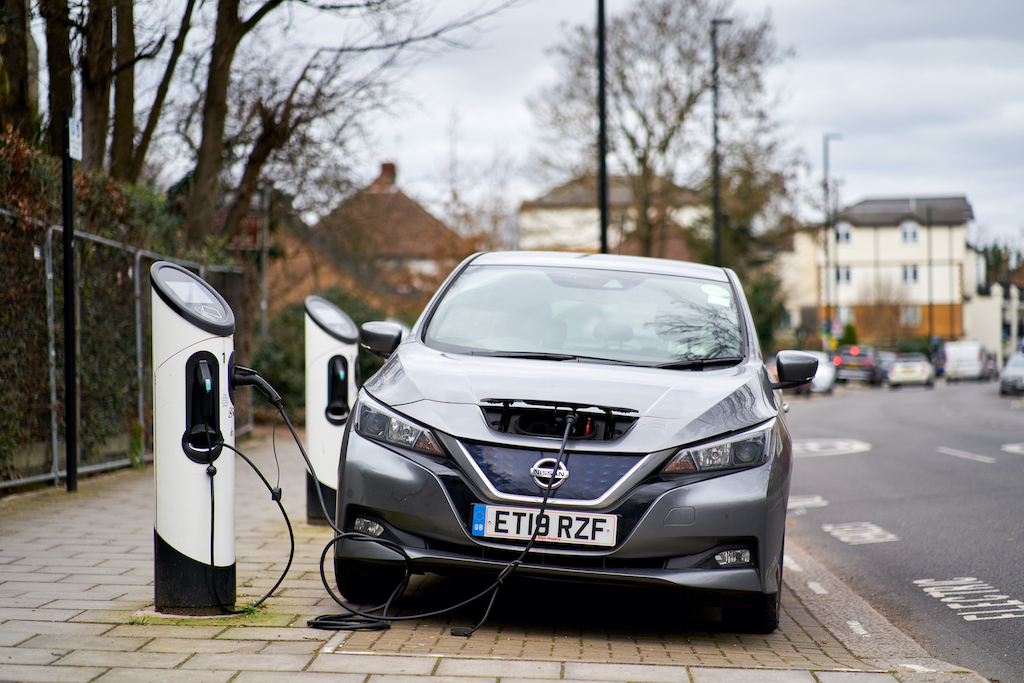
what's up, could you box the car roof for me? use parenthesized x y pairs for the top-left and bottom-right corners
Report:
(468, 251), (731, 282)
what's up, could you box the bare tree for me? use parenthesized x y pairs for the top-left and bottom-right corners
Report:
(180, 0), (522, 246)
(528, 0), (786, 258)
(80, 0), (113, 171)
(0, 0), (36, 139)
(40, 0), (74, 155)
(857, 276), (908, 348)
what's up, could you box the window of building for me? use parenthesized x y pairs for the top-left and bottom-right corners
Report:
(901, 221), (918, 243)
(836, 223), (852, 244)
(901, 306), (921, 327)
(836, 266), (851, 284)
(902, 264), (918, 284)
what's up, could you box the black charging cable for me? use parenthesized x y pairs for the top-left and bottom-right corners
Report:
(232, 364), (582, 636)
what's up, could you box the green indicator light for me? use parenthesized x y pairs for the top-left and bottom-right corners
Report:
(205, 379), (212, 392)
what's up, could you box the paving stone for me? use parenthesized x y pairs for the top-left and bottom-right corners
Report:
(181, 652), (313, 671)
(308, 653), (438, 674)
(91, 668), (234, 682)
(0, 645), (68, 664)
(435, 658), (561, 678)
(689, 669), (820, 682)
(0, 663), (107, 682)
(55, 649), (188, 668)
(234, 673), (365, 683)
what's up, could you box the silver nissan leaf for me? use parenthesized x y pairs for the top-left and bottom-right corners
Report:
(334, 251), (815, 632)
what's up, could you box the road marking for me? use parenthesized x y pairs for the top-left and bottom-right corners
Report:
(937, 446), (996, 464)
(320, 630), (351, 653)
(902, 664), (936, 673)
(1001, 443), (1024, 455)
(915, 578), (1024, 622)
(808, 581), (828, 595)
(822, 522), (900, 545)
(847, 620), (869, 636)
(789, 494), (829, 509)
(792, 438), (872, 457)
(783, 555), (803, 573)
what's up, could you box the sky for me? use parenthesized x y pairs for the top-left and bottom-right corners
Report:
(358, 0), (1024, 246)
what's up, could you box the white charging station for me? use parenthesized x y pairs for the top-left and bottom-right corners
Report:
(304, 296), (358, 524)
(151, 262), (236, 611)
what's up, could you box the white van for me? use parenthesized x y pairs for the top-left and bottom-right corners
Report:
(943, 340), (987, 382)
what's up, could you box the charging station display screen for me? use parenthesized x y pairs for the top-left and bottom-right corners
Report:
(167, 280), (217, 305)
(152, 262), (235, 336)
(306, 297), (358, 343)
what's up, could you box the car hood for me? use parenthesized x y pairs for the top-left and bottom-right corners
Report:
(362, 342), (778, 453)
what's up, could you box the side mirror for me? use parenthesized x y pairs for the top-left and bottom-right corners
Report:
(771, 350), (818, 390)
(360, 321), (404, 358)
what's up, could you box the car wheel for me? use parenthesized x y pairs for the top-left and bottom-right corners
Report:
(890, 383), (899, 390)
(334, 558), (407, 605)
(723, 564), (781, 634)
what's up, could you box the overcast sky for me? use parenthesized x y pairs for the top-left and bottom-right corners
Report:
(361, 0), (1024, 246)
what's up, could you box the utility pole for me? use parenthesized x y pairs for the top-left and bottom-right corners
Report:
(597, 0), (609, 254)
(822, 133), (841, 348)
(710, 18), (731, 267)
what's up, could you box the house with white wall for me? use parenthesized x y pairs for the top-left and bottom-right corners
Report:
(517, 174), (705, 258)
(778, 196), (1003, 355)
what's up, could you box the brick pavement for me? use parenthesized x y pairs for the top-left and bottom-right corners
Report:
(0, 426), (988, 682)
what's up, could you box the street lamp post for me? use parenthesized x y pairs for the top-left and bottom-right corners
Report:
(597, 0), (609, 254)
(822, 133), (841, 347)
(711, 18), (731, 268)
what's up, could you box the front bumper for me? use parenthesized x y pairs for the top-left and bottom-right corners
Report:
(335, 431), (788, 595)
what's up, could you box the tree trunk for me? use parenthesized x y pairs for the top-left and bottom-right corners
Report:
(109, 0), (134, 179)
(127, 0), (196, 183)
(184, 0), (284, 246)
(0, 0), (34, 138)
(222, 105), (290, 239)
(40, 0), (74, 157)
(81, 0), (114, 172)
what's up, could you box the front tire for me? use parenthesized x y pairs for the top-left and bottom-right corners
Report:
(723, 564), (782, 633)
(334, 558), (407, 605)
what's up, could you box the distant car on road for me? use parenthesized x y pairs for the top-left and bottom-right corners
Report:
(944, 340), (989, 382)
(888, 353), (935, 389)
(999, 353), (1024, 395)
(833, 345), (885, 385)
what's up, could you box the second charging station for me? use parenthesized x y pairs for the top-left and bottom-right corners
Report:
(304, 296), (358, 524)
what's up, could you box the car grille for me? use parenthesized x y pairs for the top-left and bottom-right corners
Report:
(463, 442), (643, 501)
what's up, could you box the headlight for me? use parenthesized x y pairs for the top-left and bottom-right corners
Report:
(355, 395), (445, 456)
(662, 425), (772, 474)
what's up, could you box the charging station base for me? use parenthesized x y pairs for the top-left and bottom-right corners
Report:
(154, 531), (235, 613)
(306, 472), (337, 526)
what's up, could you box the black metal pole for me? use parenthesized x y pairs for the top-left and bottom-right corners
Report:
(597, 0), (608, 254)
(62, 109), (77, 492)
(927, 205), (934, 341)
(711, 19), (731, 267)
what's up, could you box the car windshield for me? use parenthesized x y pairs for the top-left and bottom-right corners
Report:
(424, 264), (745, 366)
(897, 353), (928, 362)
(1006, 356), (1024, 369)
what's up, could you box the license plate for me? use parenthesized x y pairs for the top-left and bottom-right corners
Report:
(471, 504), (617, 547)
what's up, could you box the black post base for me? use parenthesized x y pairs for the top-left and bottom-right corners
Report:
(154, 530), (235, 612)
(306, 471), (337, 526)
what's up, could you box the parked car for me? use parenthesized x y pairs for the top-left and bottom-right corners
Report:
(999, 353), (1024, 395)
(944, 340), (989, 382)
(793, 350), (835, 395)
(833, 345), (885, 385)
(335, 251), (816, 633)
(877, 351), (897, 382)
(887, 353), (935, 388)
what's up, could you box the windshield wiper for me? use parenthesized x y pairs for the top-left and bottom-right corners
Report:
(468, 351), (579, 361)
(655, 356), (744, 370)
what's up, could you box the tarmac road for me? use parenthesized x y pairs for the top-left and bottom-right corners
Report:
(785, 379), (1022, 682)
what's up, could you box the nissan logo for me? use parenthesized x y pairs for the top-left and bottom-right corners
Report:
(530, 458), (569, 490)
